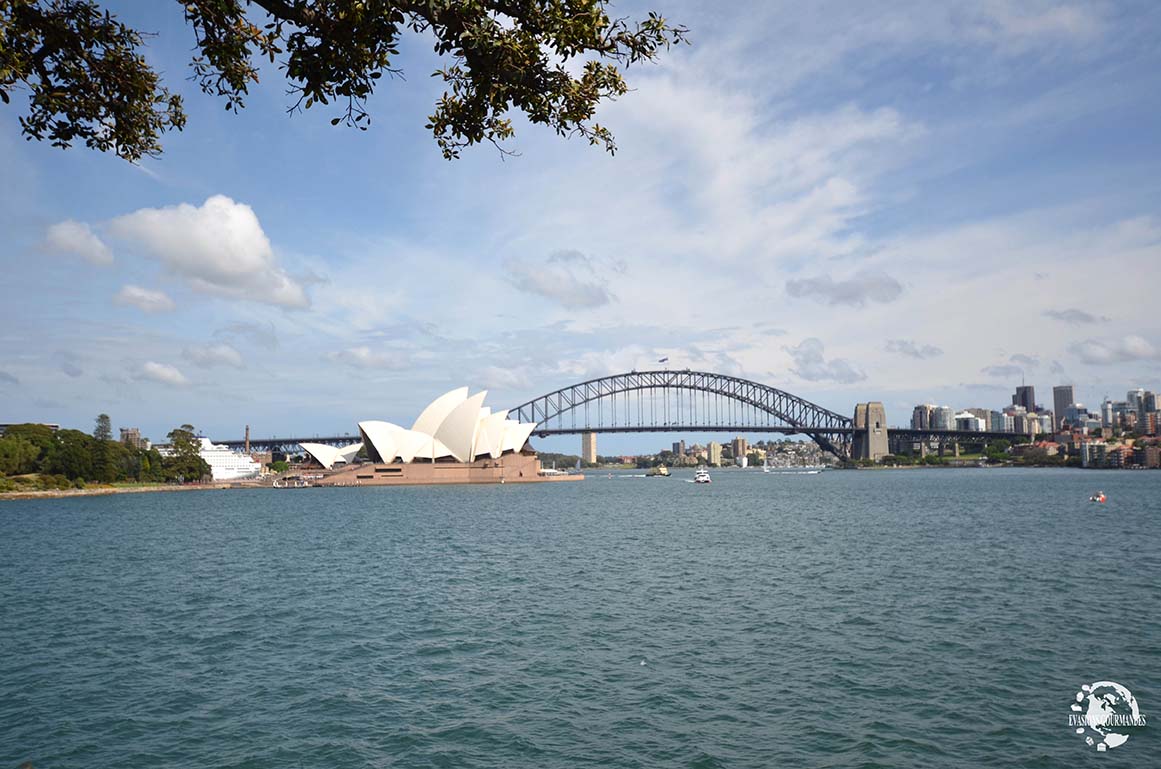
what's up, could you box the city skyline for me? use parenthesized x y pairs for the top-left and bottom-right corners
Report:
(2, 1), (1160, 454)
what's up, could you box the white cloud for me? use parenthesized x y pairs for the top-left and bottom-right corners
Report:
(969, 2), (1103, 51)
(1076, 336), (1159, 365)
(183, 343), (244, 369)
(1044, 308), (1108, 324)
(478, 365), (532, 391)
(326, 346), (407, 369)
(43, 220), (113, 265)
(556, 345), (660, 380)
(981, 363), (1024, 378)
(506, 250), (617, 309)
(786, 271), (903, 307)
(784, 338), (865, 384)
(1009, 353), (1040, 368)
(54, 351), (83, 378)
(136, 361), (189, 387)
(114, 284), (176, 313)
(215, 321), (279, 349)
(885, 339), (943, 359)
(109, 195), (309, 309)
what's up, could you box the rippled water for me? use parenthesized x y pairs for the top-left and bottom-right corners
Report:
(2, 468), (1159, 767)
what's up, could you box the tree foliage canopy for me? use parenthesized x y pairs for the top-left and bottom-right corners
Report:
(0, 0), (687, 161)
(0, 421), (210, 485)
(93, 412), (112, 441)
(165, 423), (211, 481)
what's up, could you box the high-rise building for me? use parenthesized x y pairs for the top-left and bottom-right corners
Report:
(1141, 391), (1156, 424)
(1053, 385), (1075, 429)
(1081, 441), (1108, 468)
(581, 431), (597, 464)
(1127, 389), (1145, 412)
(955, 412), (985, 431)
(1063, 404), (1089, 428)
(1110, 400), (1132, 427)
(989, 410), (1006, 432)
(911, 404), (934, 429)
(120, 427), (144, 449)
(707, 441), (722, 466)
(1101, 399), (1115, 428)
(731, 437), (748, 459)
(931, 406), (954, 430)
(1013, 385), (1036, 412)
(672, 440), (686, 456)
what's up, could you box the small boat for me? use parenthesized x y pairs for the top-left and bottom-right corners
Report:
(1089, 491), (1107, 503)
(647, 465), (670, 477)
(693, 467), (711, 484)
(273, 476), (310, 488)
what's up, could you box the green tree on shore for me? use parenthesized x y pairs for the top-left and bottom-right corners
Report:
(0, 435), (39, 475)
(46, 429), (93, 479)
(93, 413), (112, 442)
(0, 422), (177, 487)
(164, 424), (210, 482)
(90, 413), (116, 482)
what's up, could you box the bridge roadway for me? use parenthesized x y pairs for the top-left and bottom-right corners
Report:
(218, 428), (1020, 452)
(217, 435), (357, 451)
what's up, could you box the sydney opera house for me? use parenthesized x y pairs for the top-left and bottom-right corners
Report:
(298, 387), (575, 485)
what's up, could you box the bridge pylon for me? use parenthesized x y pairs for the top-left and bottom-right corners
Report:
(581, 431), (597, 464)
(851, 402), (889, 462)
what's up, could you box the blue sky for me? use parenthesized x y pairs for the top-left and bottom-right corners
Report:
(2, 0), (1160, 455)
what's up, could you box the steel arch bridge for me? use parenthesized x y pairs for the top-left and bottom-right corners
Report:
(508, 369), (853, 458)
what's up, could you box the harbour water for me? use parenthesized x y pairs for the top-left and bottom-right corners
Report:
(2, 468), (1158, 767)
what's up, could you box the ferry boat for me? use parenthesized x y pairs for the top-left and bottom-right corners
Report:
(647, 465), (670, 477)
(693, 467), (711, 484)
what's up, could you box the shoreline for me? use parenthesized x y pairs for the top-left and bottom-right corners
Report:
(0, 483), (232, 502)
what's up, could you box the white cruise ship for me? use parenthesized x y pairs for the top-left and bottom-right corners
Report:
(196, 437), (262, 481)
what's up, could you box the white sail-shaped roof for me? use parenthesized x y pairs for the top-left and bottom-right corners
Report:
(358, 421), (402, 464)
(349, 389), (538, 467)
(363, 421), (430, 463)
(301, 442), (343, 469)
(300, 441), (363, 470)
(395, 427), (428, 463)
(501, 420), (537, 454)
(410, 434), (454, 461)
(337, 442), (363, 464)
(411, 386), (469, 436)
(434, 391), (488, 463)
(474, 410), (509, 460)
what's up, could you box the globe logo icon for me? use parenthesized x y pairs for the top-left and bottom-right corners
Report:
(1069, 681), (1145, 751)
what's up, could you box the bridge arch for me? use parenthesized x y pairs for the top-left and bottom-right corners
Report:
(508, 370), (852, 458)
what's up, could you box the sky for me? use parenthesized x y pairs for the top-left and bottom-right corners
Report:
(2, 0), (1160, 455)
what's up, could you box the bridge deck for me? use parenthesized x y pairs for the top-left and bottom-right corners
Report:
(219, 427), (1022, 449)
